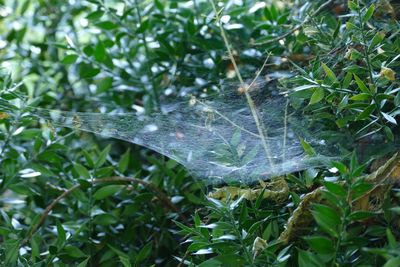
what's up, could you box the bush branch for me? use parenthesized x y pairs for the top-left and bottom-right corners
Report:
(21, 176), (187, 245)
(254, 0), (333, 45)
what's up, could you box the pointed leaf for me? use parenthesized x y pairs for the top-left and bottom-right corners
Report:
(354, 75), (370, 94)
(363, 4), (375, 23)
(321, 63), (337, 83)
(309, 88), (325, 105)
(381, 112), (397, 125)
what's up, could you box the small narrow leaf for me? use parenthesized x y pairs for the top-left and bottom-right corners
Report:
(356, 105), (375, 120)
(87, 10), (104, 21)
(74, 164), (90, 179)
(321, 63), (337, 83)
(61, 54), (78, 65)
(95, 144), (111, 168)
(300, 138), (316, 156)
(96, 21), (118, 30)
(394, 91), (400, 107)
(77, 258), (90, 267)
(309, 88), (324, 105)
(363, 4), (375, 23)
(348, 1), (358, 11)
(346, 22), (358, 30)
(119, 256), (132, 267)
(369, 32), (385, 49)
(304, 236), (335, 254)
(93, 185), (123, 200)
(56, 220), (66, 246)
(312, 204), (341, 238)
(324, 181), (346, 196)
(350, 93), (371, 101)
(354, 75), (370, 94)
(349, 211), (376, 221)
(383, 126), (394, 142)
(118, 149), (130, 173)
(97, 77), (113, 93)
(342, 72), (353, 88)
(381, 112), (397, 125)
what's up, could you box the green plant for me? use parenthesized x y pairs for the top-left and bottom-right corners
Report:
(0, 0), (399, 266)
(286, 0), (399, 152)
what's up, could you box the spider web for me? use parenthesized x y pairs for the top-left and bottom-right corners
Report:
(20, 77), (334, 184)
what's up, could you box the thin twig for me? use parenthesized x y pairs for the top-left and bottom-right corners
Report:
(21, 176), (187, 245)
(283, 97), (289, 162)
(132, 0), (160, 109)
(194, 99), (261, 138)
(210, 0), (275, 168)
(254, 0), (333, 45)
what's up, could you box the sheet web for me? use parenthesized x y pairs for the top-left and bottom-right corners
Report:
(23, 79), (332, 184)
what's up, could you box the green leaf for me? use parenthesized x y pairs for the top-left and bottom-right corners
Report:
(298, 249), (323, 267)
(335, 117), (348, 128)
(74, 163), (90, 179)
(309, 88), (325, 105)
(300, 138), (316, 156)
(292, 84), (319, 92)
(381, 112), (397, 125)
(348, 211), (376, 221)
(346, 22), (358, 30)
(348, 1), (358, 11)
(87, 10), (104, 21)
(96, 21), (118, 30)
(93, 185), (123, 200)
(331, 161), (348, 174)
(383, 257), (400, 267)
(135, 242), (152, 264)
(97, 77), (113, 93)
(363, 4), (375, 23)
(77, 258), (90, 267)
(312, 204), (341, 238)
(31, 236), (40, 259)
(394, 91), (400, 107)
(154, 0), (164, 11)
(369, 32), (385, 49)
(354, 75), (370, 94)
(118, 149), (130, 173)
(342, 72), (353, 89)
(49, 245), (58, 254)
(119, 256), (132, 267)
(93, 213), (117, 225)
(56, 220), (66, 247)
(324, 181), (346, 197)
(95, 144), (111, 168)
(350, 93), (371, 101)
(4, 240), (19, 265)
(230, 129), (241, 147)
(242, 145), (259, 164)
(63, 246), (86, 258)
(356, 105), (375, 120)
(94, 41), (106, 62)
(137, 19), (150, 34)
(384, 126), (394, 142)
(351, 181), (373, 199)
(338, 95), (349, 112)
(321, 63), (337, 83)
(304, 236), (335, 255)
(19, 0), (30, 16)
(386, 228), (397, 249)
(61, 54), (79, 65)
(78, 63), (100, 79)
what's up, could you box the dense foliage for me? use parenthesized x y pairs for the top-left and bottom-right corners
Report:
(0, 0), (399, 266)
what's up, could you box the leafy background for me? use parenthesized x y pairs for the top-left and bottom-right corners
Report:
(0, 0), (399, 266)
